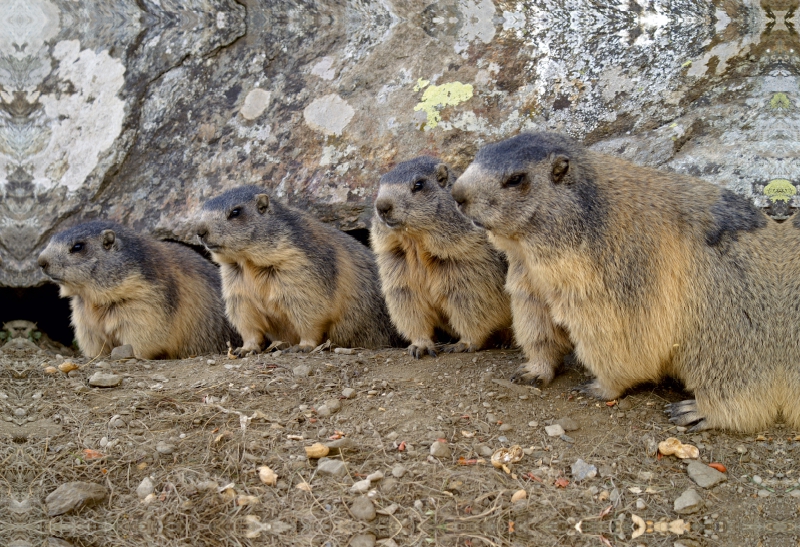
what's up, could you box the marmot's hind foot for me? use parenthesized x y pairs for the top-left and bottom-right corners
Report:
(666, 399), (711, 432)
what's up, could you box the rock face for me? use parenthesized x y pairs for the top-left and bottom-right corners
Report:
(1, 0), (796, 287)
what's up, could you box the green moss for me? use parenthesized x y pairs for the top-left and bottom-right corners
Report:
(414, 81), (474, 128)
(769, 93), (791, 110)
(763, 179), (796, 203)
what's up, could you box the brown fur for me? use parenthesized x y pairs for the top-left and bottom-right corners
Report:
(452, 132), (784, 432)
(195, 186), (395, 354)
(370, 157), (512, 358)
(37, 221), (238, 360)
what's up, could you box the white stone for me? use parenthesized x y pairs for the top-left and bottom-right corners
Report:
(240, 88), (271, 120)
(303, 94), (354, 136)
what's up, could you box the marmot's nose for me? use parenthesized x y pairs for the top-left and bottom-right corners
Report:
(196, 225), (208, 241)
(451, 185), (467, 207)
(37, 256), (48, 270)
(375, 200), (393, 217)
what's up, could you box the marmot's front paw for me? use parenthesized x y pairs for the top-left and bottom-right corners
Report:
(442, 341), (477, 354)
(665, 399), (710, 431)
(408, 343), (437, 359)
(510, 360), (555, 387)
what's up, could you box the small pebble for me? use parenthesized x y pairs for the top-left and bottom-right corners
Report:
(498, 423), (513, 432)
(136, 477), (154, 499)
(350, 496), (376, 522)
(674, 488), (703, 514)
(349, 479), (371, 494)
(528, 421), (538, 428)
(88, 372), (122, 388)
(342, 388), (356, 399)
(635, 498), (647, 510)
(293, 364), (311, 377)
(391, 464), (406, 478)
(430, 441), (451, 458)
(555, 417), (579, 431)
(757, 489), (771, 498)
(545, 424), (565, 437)
(207, 359), (216, 366)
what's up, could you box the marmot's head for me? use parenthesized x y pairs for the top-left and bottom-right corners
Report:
(37, 221), (151, 298)
(373, 157), (457, 232)
(451, 132), (602, 244)
(195, 186), (294, 263)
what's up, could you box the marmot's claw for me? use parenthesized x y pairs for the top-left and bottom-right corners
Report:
(510, 362), (555, 387)
(408, 344), (436, 359)
(578, 379), (620, 401)
(442, 342), (476, 354)
(233, 346), (259, 357)
(667, 399), (708, 429)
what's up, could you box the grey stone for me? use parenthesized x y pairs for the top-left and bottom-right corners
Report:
(350, 496), (376, 522)
(342, 388), (356, 399)
(292, 364), (311, 377)
(430, 441), (451, 458)
(324, 398), (342, 413)
(136, 477), (154, 499)
(570, 459), (597, 481)
(545, 424), (565, 437)
(155, 442), (175, 455)
(391, 464), (406, 478)
(88, 372), (122, 388)
(348, 533), (376, 547)
(757, 489), (771, 498)
(109, 344), (135, 360)
(555, 417), (579, 431)
(46, 482), (108, 516)
(334, 348), (355, 355)
(325, 437), (355, 454)
(317, 458), (347, 477)
(476, 445), (493, 458)
(686, 461), (727, 489)
(674, 488), (704, 514)
(349, 479), (371, 494)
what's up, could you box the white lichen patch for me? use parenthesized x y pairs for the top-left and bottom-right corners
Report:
(454, 0), (496, 54)
(240, 88), (271, 120)
(303, 94), (355, 136)
(310, 57), (337, 80)
(33, 40), (126, 192)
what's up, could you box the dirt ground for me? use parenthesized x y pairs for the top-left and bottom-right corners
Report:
(1, 327), (798, 547)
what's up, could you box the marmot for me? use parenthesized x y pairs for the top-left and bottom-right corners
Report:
(193, 186), (395, 354)
(37, 221), (239, 359)
(370, 156), (513, 358)
(451, 132), (785, 432)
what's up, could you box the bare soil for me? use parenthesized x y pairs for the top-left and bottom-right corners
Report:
(1, 332), (798, 547)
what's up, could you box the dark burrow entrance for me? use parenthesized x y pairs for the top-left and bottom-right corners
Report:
(0, 284), (74, 346)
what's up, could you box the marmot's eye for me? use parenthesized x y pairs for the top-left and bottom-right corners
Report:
(228, 208), (241, 219)
(505, 174), (525, 188)
(70, 243), (84, 253)
(412, 180), (425, 193)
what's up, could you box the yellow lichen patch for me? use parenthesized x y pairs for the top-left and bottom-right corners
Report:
(769, 93), (791, 110)
(414, 81), (474, 128)
(764, 178), (797, 203)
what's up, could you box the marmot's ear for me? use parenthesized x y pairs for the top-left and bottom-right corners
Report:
(434, 163), (450, 188)
(552, 155), (570, 183)
(101, 229), (116, 250)
(255, 194), (270, 214)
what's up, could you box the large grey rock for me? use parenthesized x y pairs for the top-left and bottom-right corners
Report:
(686, 461), (727, 489)
(45, 482), (108, 516)
(1, 2), (792, 287)
(109, 345), (135, 360)
(316, 458), (347, 477)
(88, 372), (122, 388)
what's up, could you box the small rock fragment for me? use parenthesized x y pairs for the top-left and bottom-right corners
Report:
(571, 459), (597, 481)
(430, 441), (451, 458)
(555, 417), (579, 431)
(348, 533), (376, 547)
(136, 477), (154, 499)
(293, 364), (311, 377)
(350, 496), (377, 522)
(366, 471), (384, 482)
(88, 372), (122, 388)
(109, 344), (135, 360)
(757, 489), (771, 498)
(686, 460), (727, 489)
(46, 482), (108, 516)
(350, 479), (371, 494)
(155, 441), (175, 455)
(317, 458), (347, 477)
(334, 347), (355, 355)
(325, 437), (355, 454)
(342, 387), (356, 399)
(545, 424), (565, 437)
(476, 445), (493, 458)
(391, 464), (407, 478)
(674, 488), (704, 514)
(636, 498), (647, 510)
